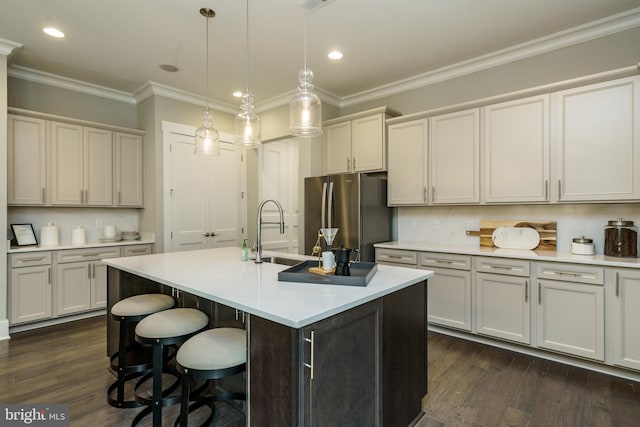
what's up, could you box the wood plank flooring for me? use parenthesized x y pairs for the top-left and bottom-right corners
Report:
(1, 316), (639, 426)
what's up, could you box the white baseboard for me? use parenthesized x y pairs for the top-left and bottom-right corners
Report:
(0, 318), (10, 341)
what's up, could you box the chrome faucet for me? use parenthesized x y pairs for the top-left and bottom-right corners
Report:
(255, 199), (285, 264)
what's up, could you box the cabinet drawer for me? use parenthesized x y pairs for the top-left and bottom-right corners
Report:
(475, 257), (530, 277)
(535, 262), (604, 285)
(56, 247), (121, 263)
(375, 249), (417, 266)
(122, 244), (153, 257)
(10, 252), (52, 267)
(420, 252), (471, 271)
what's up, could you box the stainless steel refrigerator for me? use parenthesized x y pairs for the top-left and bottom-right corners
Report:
(304, 173), (392, 262)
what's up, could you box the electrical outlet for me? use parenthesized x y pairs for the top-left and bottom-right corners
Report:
(96, 219), (102, 228)
(467, 220), (476, 230)
(433, 221), (440, 230)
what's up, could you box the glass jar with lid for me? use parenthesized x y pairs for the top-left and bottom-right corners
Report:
(604, 218), (637, 258)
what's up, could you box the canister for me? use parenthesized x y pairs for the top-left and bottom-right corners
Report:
(40, 222), (59, 247)
(604, 218), (637, 257)
(571, 236), (595, 255)
(71, 226), (86, 246)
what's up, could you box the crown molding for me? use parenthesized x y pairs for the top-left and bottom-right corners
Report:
(133, 81), (239, 114)
(0, 38), (22, 56)
(8, 65), (136, 104)
(340, 6), (640, 108)
(255, 85), (341, 113)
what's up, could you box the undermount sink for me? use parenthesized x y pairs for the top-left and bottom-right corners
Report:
(260, 256), (304, 266)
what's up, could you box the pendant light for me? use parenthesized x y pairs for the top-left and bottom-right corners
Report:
(234, 0), (261, 147)
(289, 0), (322, 137)
(194, 8), (220, 156)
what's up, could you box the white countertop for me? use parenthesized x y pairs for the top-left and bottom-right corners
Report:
(375, 241), (640, 269)
(7, 233), (155, 253)
(103, 246), (433, 328)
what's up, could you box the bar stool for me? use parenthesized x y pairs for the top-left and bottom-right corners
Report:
(175, 327), (247, 426)
(132, 307), (209, 427)
(108, 293), (176, 409)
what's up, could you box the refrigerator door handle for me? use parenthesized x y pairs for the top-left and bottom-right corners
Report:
(321, 182), (327, 229)
(327, 182), (334, 229)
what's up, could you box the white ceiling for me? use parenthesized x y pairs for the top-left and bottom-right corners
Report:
(2, 0), (640, 110)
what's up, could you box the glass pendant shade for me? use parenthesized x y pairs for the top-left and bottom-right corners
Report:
(194, 107), (220, 155)
(290, 68), (322, 136)
(234, 92), (261, 147)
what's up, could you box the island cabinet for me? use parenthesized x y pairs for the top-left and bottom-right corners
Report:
(7, 114), (47, 205)
(248, 281), (427, 427)
(535, 262), (605, 361)
(482, 94), (550, 203)
(475, 257), (531, 344)
(555, 76), (640, 202)
(50, 121), (113, 206)
(609, 268), (640, 371)
(387, 119), (429, 205)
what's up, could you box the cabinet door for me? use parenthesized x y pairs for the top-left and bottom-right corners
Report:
(51, 121), (83, 205)
(352, 114), (384, 172)
(8, 115), (47, 205)
(300, 301), (381, 426)
(10, 265), (52, 324)
(536, 279), (604, 361)
(83, 127), (112, 205)
(556, 76), (640, 201)
(483, 95), (550, 203)
(426, 267), (471, 331)
(114, 132), (143, 206)
(325, 121), (351, 175)
(611, 269), (640, 370)
(387, 119), (428, 205)
(476, 273), (530, 344)
(56, 261), (92, 316)
(429, 108), (480, 204)
(91, 261), (108, 309)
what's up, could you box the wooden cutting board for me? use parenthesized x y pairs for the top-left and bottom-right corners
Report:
(466, 219), (556, 251)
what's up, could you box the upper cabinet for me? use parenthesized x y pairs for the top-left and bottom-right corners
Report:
(7, 109), (144, 208)
(555, 76), (640, 202)
(8, 115), (47, 205)
(388, 119), (428, 205)
(324, 107), (400, 175)
(429, 108), (480, 204)
(483, 95), (550, 203)
(114, 132), (143, 207)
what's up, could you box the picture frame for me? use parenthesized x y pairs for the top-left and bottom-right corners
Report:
(11, 223), (38, 247)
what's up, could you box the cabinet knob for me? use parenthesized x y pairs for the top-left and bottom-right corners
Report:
(204, 232), (210, 237)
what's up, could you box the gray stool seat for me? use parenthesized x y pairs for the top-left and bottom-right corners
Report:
(175, 327), (247, 426)
(132, 308), (209, 427)
(111, 293), (175, 317)
(108, 293), (176, 409)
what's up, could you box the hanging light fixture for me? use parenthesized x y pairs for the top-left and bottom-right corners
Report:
(194, 8), (220, 156)
(234, 0), (261, 147)
(289, 0), (322, 137)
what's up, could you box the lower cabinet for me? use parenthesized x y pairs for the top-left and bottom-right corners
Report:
(610, 268), (640, 370)
(9, 252), (53, 324)
(475, 257), (531, 344)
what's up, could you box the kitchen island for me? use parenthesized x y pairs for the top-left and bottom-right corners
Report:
(104, 246), (433, 426)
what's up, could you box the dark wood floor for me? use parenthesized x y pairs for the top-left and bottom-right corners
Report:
(1, 316), (640, 426)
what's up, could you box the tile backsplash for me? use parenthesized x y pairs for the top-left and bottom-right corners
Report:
(397, 203), (640, 254)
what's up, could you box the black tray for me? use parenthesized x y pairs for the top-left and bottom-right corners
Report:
(277, 261), (378, 287)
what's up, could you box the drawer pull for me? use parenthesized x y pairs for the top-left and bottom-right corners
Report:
(128, 249), (147, 254)
(525, 280), (528, 303)
(616, 272), (620, 297)
(538, 283), (542, 305)
(435, 260), (454, 264)
(488, 265), (512, 271)
(20, 257), (46, 263)
(386, 255), (403, 259)
(553, 271), (581, 277)
(304, 331), (315, 380)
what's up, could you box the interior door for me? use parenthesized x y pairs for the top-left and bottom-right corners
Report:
(208, 143), (242, 248)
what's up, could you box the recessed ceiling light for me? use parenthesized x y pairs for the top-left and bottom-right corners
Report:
(43, 27), (65, 38)
(159, 64), (179, 72)
(328, 50), (343, 60)
(233, 91), (243, 98)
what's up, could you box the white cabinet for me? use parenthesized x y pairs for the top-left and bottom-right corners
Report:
(375, 248), (418, 267)
(610, 269), (640, 370)
(429, 108), (480, 204)
(9, 252), (53, 325)
(50, 122), (113, 206)
(475, 258), (531, 344)
(55, 247), (120, 316)
(7, 115), (47, 205)
(122, 244), (153, 257)
(555, 76), (640, 202)
(324, 108), (398, 175)
(114, 132), (143, 207)
(421, 252), (472, 331)
(535, 263), (605, 361)
(387, 119), (428, 205)
(483, 95), (550, 203)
